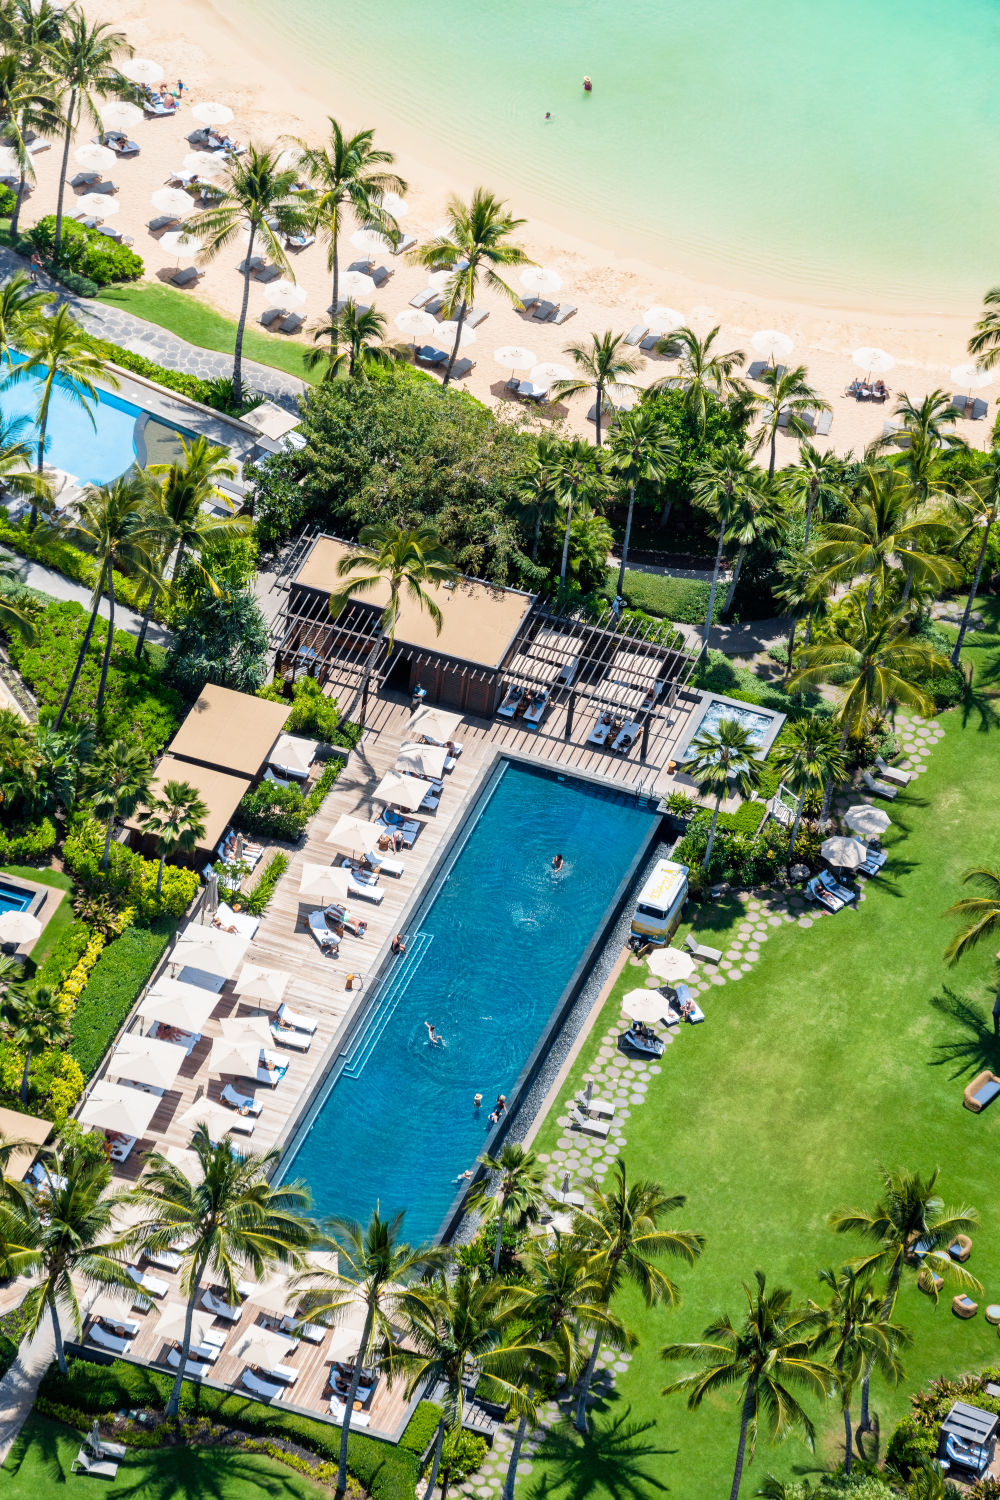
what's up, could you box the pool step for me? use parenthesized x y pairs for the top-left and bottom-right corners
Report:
(340, 931), (433, 1081)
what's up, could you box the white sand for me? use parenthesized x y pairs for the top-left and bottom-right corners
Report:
(39, 0), (989, 457)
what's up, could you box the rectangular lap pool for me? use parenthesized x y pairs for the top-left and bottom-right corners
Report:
(281, 760), (658, 1240)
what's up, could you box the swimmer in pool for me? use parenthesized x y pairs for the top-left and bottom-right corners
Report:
(583, 76), (592, 92)
(552, 853), (564, 872)
(425, 1021), (442, 1046)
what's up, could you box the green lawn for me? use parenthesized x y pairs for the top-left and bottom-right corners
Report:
(96, 283), (318, 385)
(0, 866), (74, 979)
(524, 604), (1000, 1497)
(2, 1414), (328, 1498)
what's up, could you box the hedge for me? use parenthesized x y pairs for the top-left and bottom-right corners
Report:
(28, 215), (144, 287)
(242, 852), (288, 917)
(692, 650), (831, 716)
(69, 920), (173, 1077)
(616, 568), (719, 627)
(0, 817), (56, 865)
(40, 1358), (428, 1500)
(398, 1399), (443, 1462)
(0, 510), (153, 615)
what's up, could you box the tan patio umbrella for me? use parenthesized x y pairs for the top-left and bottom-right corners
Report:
(372, 771), (428, 811)
(120, 57), (164, 85)
(137, 978), (219, 1034)
(844, 805), (891, 839)
(89, 1290), (140, 1325)
(621, 989), (666, 1026)
(395, 308), (437, 344)
(155, 1304), (218, 1347)
(234, 964), (290, 1008)
(151, 186), (193, 218)
(234, 1327), (297, 1366)
(326, 1296), (369, 1361)
(299, 862), (353, 902)
(409, 705), (462, 743)
(78, 1083), (160, 1137)
(75, 194), (119, 221)
(0, 911), (41, 945)
(192, 101), (233, 126)
(163, 1144), (203, 1180)
(646, 947), (695, 983)
(99, 100), (142, 130)
(269, 732), (318, 774)
(211, 1014), (271, 1076)
(327, 815), (385, 858)
(173, 925), (248, 979)
(396, 742), (447, 779)
(109, 1032), (185, 1090)
(221, 1014), (274, 1049)
(820, 835), (866, 870)
(176, 1098), (244, 1139)
(74, 143), (117, 172)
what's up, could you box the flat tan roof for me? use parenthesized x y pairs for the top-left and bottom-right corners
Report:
(129, 756), (253, 852)
(295, 536), (533, 670)
(0, 1107), (51, 1181)
(168, 685), (291, 779)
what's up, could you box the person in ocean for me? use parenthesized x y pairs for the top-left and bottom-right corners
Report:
(583, 76), (593, 92)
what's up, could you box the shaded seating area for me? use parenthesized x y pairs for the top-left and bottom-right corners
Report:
(938, 1401), (998, 1479)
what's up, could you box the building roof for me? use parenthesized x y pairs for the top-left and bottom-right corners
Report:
(294, 536), (534, 671)
(167, 684), (291, 779)
(0, 1106), (51, 1181)
(130, 756), (253, 853)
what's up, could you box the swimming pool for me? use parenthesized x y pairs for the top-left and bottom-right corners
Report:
(281, 759), (657, 1240)
(0, 879), (32, 917)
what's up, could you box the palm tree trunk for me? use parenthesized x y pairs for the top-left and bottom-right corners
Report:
(574, 1328), (603, 1432)
(422, 1416), (446, 1500)
(232, 227), (255, 408)
(50, 1298), (67, 1376)
(616, 482), (636, 598)
(730, 1387), (755, 1500)
(951, 509), (994, 665)
(166, 1279), (203, 1418)
(701, 518), (726, 653)
(502, 1413), (529, 1500)
(29, 385), (50, 533)
(844, 1402), (854, 1475)
(768, 424), (778, 480)
(531, 508), (542, 563)
(156, 853), (166, 898)
(19, 1044), (32, 1104)
(858, 1373), (871, 1436)
(803, 486), (816, 549)
(96, 560), (115, 718)
(102, 805), (116, 870)
(442, 297), (468, 387)
(723, 545), (746, 614)
(703, 801), (721, 870)
(54, 92), (77, 263)
(788, 791), (805, 858)
(9, 167), (26, 238)
(331, 228), (340, 346)
(595, 381), (603, 448)
(54, 560), (106, 729)
(784, 618), (797, 683)
(659, 495), (673, 526)
(559, 499), (574, 587)
(134, 582), (160, 659)
(336, 1300), (376, 1493)
(492, 1197), (507, 1273)
(865, 577), (876, 612)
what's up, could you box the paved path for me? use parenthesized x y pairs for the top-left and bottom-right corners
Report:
(0, 545), (173, 648)
(674, 613), (790, 658)
(0, 1314), (54, 1463)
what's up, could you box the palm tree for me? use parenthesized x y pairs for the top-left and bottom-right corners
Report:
(968, 286), (1000, 371)
(771, 551), (823, 677)
(289, 119), (406, 344)
(552, 331), (640, 447)
(48, 13), (131, 259)
(187, 146), (308, 406)
(605, 406), (675, 596)
(85, 738), (150, 869)
(305, 300), (408, 381)
(0, 983), (69, 1103)
(0, 553), (36, 643)
(720, 471), (786, 613)
(810, 465), (958, 610)
(468, 1142), (549, 1274)
(393, 1273), (541, 1500)
(753, 366), (830, 480)
(412, 189), (532, 386)
(686, 719), (766, 870)
(780, 443), (851, 549)
(0, 1140), (134, 1374)
(140, 780), (208, 898)
(654, 325), (747, 437)
(137, 436), (243, 656)
(518, 436), (564, 564)
(126, 1126), (314, 1418)
(547, 437), (610, 586)
(948, 464), (999, 664)
(944, 867), (1000, 969)
(769, 719), (847, 855)
(880, 389), (966, 480)
(789, 600), (950, 749)
(330, 522), (457, 650)
(661, 1270), (833, 1500)
(288, 1208), (448, 1493)
(58, 473), (159, 716)
(805, 1264), (909, 1473)
(13, 305), (113, 530)
(0, 52), (61, 237)
(572, 1160), (704, 1432)
(830, 1168), (978, 1433)
(692, 444), (755, 652)
(0, 271), (53, 366)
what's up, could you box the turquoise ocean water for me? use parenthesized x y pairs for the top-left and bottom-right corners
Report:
(229, 0), (1000, 312)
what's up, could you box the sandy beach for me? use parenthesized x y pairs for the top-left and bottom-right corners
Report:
(43, 0), (991, 457)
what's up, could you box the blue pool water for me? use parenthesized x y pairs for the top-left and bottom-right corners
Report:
(282, 760), (657, 1239)
(3, 354), (141, 484)
(0, 880), (32, 917)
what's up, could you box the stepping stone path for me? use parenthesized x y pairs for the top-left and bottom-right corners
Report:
(456, 724), (946, 1500)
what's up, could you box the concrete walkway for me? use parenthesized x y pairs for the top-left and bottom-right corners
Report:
(0, 1314), (54, 1463)
(674, 614), (790, 659)
(0, 546), (173, 648)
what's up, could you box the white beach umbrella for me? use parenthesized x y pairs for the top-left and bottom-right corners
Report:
(751, 329), (794, 361)
(155, 1305), (218, 1347)
(621, 989), (666, 1025)
(100, 100), (142, 130)
(438, 320), (476, 349)
(274, 148), (303, 173)
(381, 190), (408, 217)
(844, 805), (891, 839)
(264, 279), (306, 309)
(159, 230), (202, 260)
(409, 705), (462, 743)
(351, 227), (393, 258)
(210, 1034), (264, 1080)
(121, 57), (164, 85)
(222, 1014), (273, 1049)
(0, 911), (41, 945)
(950, 362), (993, 391)
(176, 1098), (247, 1141)
(396, 742), (447, 779)
(646, 946), (696, 983)
(395, 309), (437, 341)
(530, 361), (572, 387)
(0, 147), (19, 176)
(851, 346), (895, 376)
(109, 1031), (185, 1090)
(494, 345), (536, 371)
(151, 186), (194, 217)
(192, 101), (233, 126)
(235, 1327), (297, 1366)
(643, 305), (685, 334)
(234, 964), (290, 1008)
(820, 835), (866, 870)
(163, 1144), (204, 1181)
(75, 194), (119, 220)
(372, 770), (428, 811)
(520, 266), (563, 296)
(173, 924), (248, 979)
(137, 978), (218, 1034)
(183, 151), (228, 180)
(327, 814), (386, 857)
(427, 269), (453, 292)
(299, 862), (353, 902)
(338, 270), (376, 302)
(74, 143), (117, 172)
(78, 1082), (159, 1137)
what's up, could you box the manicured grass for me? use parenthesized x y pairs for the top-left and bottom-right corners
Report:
(96, 282), (318, 385)
(1, 865), (74, 979)
(3, 1414), (328, 1498)
(610, 567), (718, 626)
(525, 610), (1000, 1496)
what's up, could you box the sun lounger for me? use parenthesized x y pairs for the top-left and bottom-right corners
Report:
(259, 308), (281, 327)
(87, 178), (117, 195)
(256, 1050), (288, 1087)
(275, 1001), (317, 1035)
(683, 933), (722, 964)
(72, 1449), (119, 1479)
(814, 409), (833, 435)
(144, 1246), (182, 1272)
(449, 357), (477, 380)
(875, 754), (914, 786)
(588, 717), (614, 746)
(371, 265), (393, 286)
(497, 685), (524, 719)
(517, 380), (548, 401)
(523, 691), (549, 728)
(409, 287), (434, 308)
(532, 300), (556, 321)
(108, 137), (139, 157)
(465, 308), (489, 328)
(552, 303), (577, 324)
(202, 1287), (242, 1321)
(346, 872), (386, 904)
(281, 1313), (326, 1342)
(128, 1265), (168, 1299)
(89, 1322), (132, 1356)
(256, 263), (281, 283)
(97, 225), (133, 244)
(213, 902), (259, 939)
(805, 876), (844, 913)
(612, 719), (641, 753)
(259, 1362), (298, 1385)
(167, 1347), (211, 1376)
(270, 1020), (311, 1051)
(863, 768), (898, 800)
(378, 809), (420, 847)
(171, 266), (202, 287)
(819, 870), (857, 905)
(569, 1105), (611, 1139)
(859, 846), (887, 877)
(425, 295), (445, 315)
(330, 1396), (371, 1426)
(416, 345), (447, 365)
(145, 98), (178, 116)
(576, 1092), (615, 1118)
(393, 233), (417, 255)
(664, 987), (705, 1024)
(286, 230), (315, 249)
(87, 1434), (127, 1460)
(222, 1082), (263, 1116)
(308, 910), (340, 952)
(26, 138), (50, 154)
(364, 847), (404, 877)
(280, 312), (305, 334)
(624, 323), (647, 345)
(109, 1134), (137, 1163)
(71, 170), (99, 187)
(243, 1370), (285, 1401)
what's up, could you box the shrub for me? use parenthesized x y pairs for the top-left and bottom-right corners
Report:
(28, 215), (143, 286)
(441, 1429), (487, 1482)
(257, 676), (361, 747)
(886, 1412), (937, 1474)
(617, 569), (718, 626)
(64, 817), (199, 921)
(166, 587), (270, 697)
(236, 779), (309, 841)
(34, 919), (91, 990)
(692, 650), (831, 716)
(0, 817), (57, 864)
(68, 920), (173, 1077)
(0, 511), (151, 614)
(398, 1401), (444, 1462)
(242, 852), (288, 917)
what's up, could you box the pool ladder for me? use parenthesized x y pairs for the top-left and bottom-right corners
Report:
(339, 932), (433, 1081)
